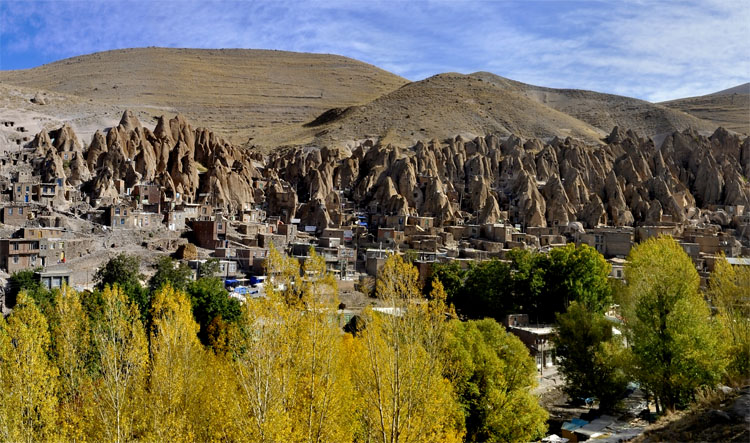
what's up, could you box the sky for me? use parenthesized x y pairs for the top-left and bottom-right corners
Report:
(1, 0), (748, 102)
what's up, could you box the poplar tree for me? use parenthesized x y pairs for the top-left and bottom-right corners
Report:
(89, 285), (149, 442)
(147, 284), (206, 441)
(708, 256), (750, 379)
(0, 293), (59, 442)
(349, 253), (464, 443)
(51, 285), (93, 441)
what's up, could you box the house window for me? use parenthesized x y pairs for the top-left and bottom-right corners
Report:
(12, 243), (19, 251)
(25, 186), (29, 192)
(18, 208), (22, 215)
(8, 208), (12, 215)
(16, 186), (21, 192)
(217, 223), (223, 231)
(115, 207), (121, 215)
(12, 256), (18, 264)
(121, 218), (125, 225)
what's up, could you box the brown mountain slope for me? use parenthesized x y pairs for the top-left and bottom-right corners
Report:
(469, 72), (719, 141)
(660, 83), (749, 135)
(302, 72), (607, 148)
(0, 47), (408, 146)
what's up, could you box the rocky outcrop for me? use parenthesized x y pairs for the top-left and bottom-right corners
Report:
(26, 110), (750, 233)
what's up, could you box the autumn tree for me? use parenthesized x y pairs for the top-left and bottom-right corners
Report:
(146, 283), (206, 441)
(623, 236), (729, 411)
(444, 318), (548, 442)
(349, 253), (464, 443)
(50, 285), (93, 441)
(228, 246), (355, 442)
(0, 293), (59, 442)
(708, 256), (750, 379)
(89, 285), (149, 442)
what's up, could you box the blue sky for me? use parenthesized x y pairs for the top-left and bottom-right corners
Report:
(1, 0), (748, 101)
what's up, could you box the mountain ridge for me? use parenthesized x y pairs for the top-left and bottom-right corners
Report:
(1, 47), (746, 149)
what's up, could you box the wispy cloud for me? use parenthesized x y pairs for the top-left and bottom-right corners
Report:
(1, 0), (747, 101)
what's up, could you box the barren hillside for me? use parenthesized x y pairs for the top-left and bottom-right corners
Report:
(660, 83), (749, 135)
(0, 47), (408, 146)
(303, 73), (607, 148)
(469, 72), (720, 141)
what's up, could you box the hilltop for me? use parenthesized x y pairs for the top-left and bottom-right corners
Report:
(660, 83), (750, 135)
(469, 72), (720, 142)
(1, 47), (744, 150)
(0, 47), (408, 146)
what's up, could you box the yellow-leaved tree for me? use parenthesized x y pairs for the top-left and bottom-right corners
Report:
(51, 285), (93, 441)
(348, 253), (464, 443)
(229, 245), (355, 442)
(146, 283), (206, 442)
(0, 292), (59, 442)
(89, 285), (149, 442)
(708, 256), (750, 379)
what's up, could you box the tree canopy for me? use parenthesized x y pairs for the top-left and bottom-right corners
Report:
(622, 236), (729, 411)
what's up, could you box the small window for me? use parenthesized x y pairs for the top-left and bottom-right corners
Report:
(25, 186), (29, 192)
(18, 208), (22, 215)
(12, 256), (18, 264)
(121, 218), (125, 225)
(16, 186), (21, 192)
(12, 243), (19, 250)
(8, 208), (12, 215)
(115, 208), (121, 215)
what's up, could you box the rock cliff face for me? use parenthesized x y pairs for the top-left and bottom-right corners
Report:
(268, 126), (750, 229)
(40, 111), (264, 211)
(27, 111), (750, 232)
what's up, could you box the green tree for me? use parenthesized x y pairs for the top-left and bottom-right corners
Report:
(197, 258), (220, 280)
(508, 244), (612, 323)
(187, 276), (241, 345)
(424, 261), (465, 302)
(507, 249), (548, 321)
(623, 236), (729, 411)
(553, 301), (627, 410)
(444, 318), (548, 442)
(458, 259), (513, 320)
(148, 256), (193, 292)
(94, 253), (149, 322)
(6, 268), (49, 310)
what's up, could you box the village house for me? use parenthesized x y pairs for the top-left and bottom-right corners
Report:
(191, 218), (227, 249)
(0, 227), (66, 273)
(0, 204), (32, 225)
